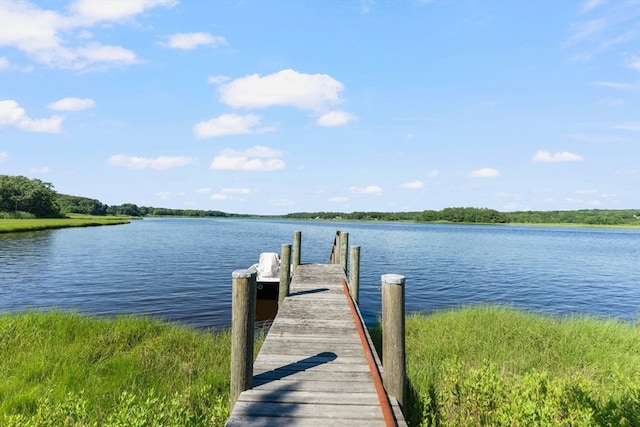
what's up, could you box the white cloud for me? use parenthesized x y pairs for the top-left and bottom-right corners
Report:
(161, 32), (227, 50)
(589, 81), (640, 92)
(469, 168), (501, 178)
(208, 75), (230, 84)
(211, 194), (230, 200)
(219, 69), (345, 111)
(0, 0), (174, 70)
(399, 180), (424, 189)
(0, 151), (8, 162)
(0, 57), (10, 69)
(532, 150), (584, 163)
(329, 196), (349, 202)
(316, 110), (356, 127)
(47, 97), (95, 111)
(349, 185), (382, 195)
(209, 146), (285, 172)
(0, 99), (62, 133)
(610, 122), (640, 132)
(193, 113), (276, 138)
(107, 154), (197, 170)
(575, 189), (597, 194)
(428, 169), (440, 177)
(220, 187), (252, 194)
(581, 0), (605, 13)
(69, 0), (177, 24)
(195, 187), (211, 193)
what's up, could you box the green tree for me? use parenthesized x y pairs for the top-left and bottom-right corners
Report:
(0, 175), (61, 217)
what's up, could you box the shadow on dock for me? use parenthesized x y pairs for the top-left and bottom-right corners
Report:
(253, 351), (337, 386)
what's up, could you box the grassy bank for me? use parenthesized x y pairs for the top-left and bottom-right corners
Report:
(396, 307), (640, 426)
(0, 312), (238, 426)
(2, 308), (638, 426)
(0, 215), (131, 233)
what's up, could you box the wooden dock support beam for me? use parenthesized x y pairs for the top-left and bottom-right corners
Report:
(340, 231), (349, 272)
(382, 273), (406, 408)
(349, 245), (360, 303)
(292, 231), (301, 272)
(230, 269), (257, 409)
(279, 243), (291, 305)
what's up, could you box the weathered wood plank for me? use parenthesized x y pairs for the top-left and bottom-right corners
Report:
(236, 390), (380, 405)
(231, 401), (385, 419)
(252, 379), (379, 392)
(226, 263), (407, 426)
(227, 416), (388, 427)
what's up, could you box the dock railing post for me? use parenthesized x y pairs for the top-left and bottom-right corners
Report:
(339, 232), (349, 272)
(381, 273), (406, 407)
(279, 243), (291, 305)
(230, 269), (257, 409)
(349, 246), (360, 303)
(292, 231), (301, 272)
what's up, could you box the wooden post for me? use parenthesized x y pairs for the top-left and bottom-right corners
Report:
(292, 231), (301, 272)
(340, 231), (349, 272)
(279, 243), (291, 305)
(349, 246), (360, 303)
(381, 273), (406, 407)
(230, 269), (256, 409)
(330, 231), (341, 264)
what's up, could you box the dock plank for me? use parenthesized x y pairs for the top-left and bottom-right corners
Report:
(226, 263), (407, 426)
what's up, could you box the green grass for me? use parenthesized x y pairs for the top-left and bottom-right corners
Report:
(0, 311), (239, 426)
(394, 306), (640, 426)
(0, 215), (131, 233)
(3, 308), (638, 426)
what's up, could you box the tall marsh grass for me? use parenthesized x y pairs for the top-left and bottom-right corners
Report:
(0, 216), (131, 233)
(0, 311), (235, 426)
(3, 308), (638, 426)
(397, 306), (640, 426)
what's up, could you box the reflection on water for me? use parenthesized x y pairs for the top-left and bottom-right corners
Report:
(1, 218), (639, 328)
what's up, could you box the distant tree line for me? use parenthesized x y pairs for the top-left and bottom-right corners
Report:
(284, 211), (421, 221)
(286, 207), (639, 225)
(2, 175), (638, 225)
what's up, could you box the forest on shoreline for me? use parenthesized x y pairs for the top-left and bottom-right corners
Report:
(2, 174), (639, 226)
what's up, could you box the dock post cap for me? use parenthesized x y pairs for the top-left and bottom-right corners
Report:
(232, 269), (256, 279)
(381, 274), (405, 285)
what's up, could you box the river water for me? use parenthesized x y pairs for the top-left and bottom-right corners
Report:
(1, 218), (638, 328)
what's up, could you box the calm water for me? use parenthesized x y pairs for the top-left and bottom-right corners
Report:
(1, 218), (639, 328)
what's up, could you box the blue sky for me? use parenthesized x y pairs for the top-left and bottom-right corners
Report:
(1, 0), (638, 215)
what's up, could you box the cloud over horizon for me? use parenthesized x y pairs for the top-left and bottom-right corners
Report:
(160, 32), (227, 50)
(0, 99), (62, 133)
(0, 0), (175, 70)
(193, 113), (276, 139)
(349, 185), (383, 195)
(218, 69), (345, 111)
(469, 168), (501, 178)
(107, 154), (197, 170)
(47, 97), (95, 111)
(532, 150), (584, 163)
(209, 146), (285, 171)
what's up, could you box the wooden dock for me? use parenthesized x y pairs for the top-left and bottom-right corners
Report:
(226, 263), (407, 426)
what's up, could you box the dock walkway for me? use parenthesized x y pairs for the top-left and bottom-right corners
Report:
(226, 263), (406, 426)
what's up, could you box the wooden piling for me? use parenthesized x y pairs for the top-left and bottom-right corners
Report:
(340, 231), (349, 272)
(279, 243), (291, 305)
(292, 231), (301, 272)
(349, 245), (360, 303)
(230, 269), (257, 409)
(381, 273), (406, 408)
